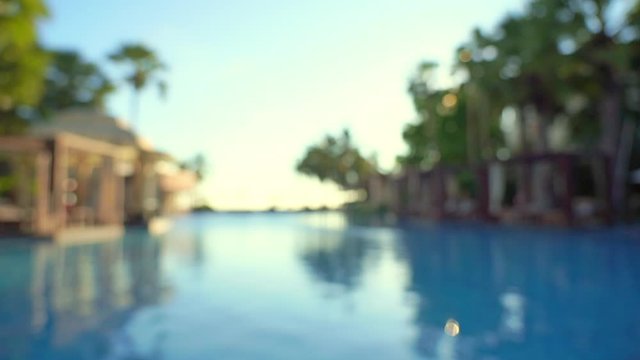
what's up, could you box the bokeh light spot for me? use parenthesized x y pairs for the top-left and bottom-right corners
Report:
(444, 319), (460, 337)
(442, 93), (458, 108)
(459, 49), (472, 63)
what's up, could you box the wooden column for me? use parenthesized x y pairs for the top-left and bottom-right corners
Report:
(144, 163), (159, 218)
(129, 158), (145, 220)
(407, 167), (420, 215)
(75, 154), (91, 211)
(52, 137), (68, 230)
(518, 160), (533, 208)
(603, 154), (614, 225)
(34, 152), (51, 235)
(97, 157), (117, 225)
(435, 167), (446, 219)
(115, 168), (125, 225)
(417, 173), (429, 216)
(476, 164), (490, 221)
(14, 154), (30, 231)
(560, 155), (574, 226)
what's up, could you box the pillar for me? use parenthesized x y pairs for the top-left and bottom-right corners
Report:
(14, 154), (29, 230)
(34, 152), (51, 235)
(97, 157), (116, 225)
(52, 137), (69, 229)
(476, 164), (490, 221)
(560, 155), (574, 226)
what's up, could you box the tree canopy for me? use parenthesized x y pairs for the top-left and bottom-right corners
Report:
(296, 129), (377, 190)
(0, 0), (49, 134)
(399, 0), (640, 169)
(38, 50), (115, 116)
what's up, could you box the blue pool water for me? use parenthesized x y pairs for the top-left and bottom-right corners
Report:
(1, 213), (640, 360)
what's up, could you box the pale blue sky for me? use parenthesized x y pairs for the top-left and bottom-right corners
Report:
(41, 0), (524, 210)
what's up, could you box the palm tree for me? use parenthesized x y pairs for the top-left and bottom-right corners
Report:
(108, 43), (167, 129)
(455, 27), (512, 162)
(520, 0), (640, 216)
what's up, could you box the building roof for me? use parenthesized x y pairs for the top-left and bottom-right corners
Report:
(30, 108), (154, 150)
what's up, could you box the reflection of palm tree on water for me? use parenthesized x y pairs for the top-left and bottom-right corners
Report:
(300, 230), (378, 293)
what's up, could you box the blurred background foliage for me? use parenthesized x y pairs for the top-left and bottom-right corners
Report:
(298, 0), (640, 205)
(296, 129), (377, 190)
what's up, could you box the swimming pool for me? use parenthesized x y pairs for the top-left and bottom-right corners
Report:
(1, 212), (639, 359)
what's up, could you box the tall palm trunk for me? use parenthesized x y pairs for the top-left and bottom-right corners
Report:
(599, 85), (625, 220)
(516, 106), (532, 206)
(599, 90), (623, 159)
(529, 105), (553, 212)
(465, 85), (481, 164)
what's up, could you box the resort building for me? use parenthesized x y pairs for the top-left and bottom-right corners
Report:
(366, 152), (615, 226)
(0, 109), (197, 240)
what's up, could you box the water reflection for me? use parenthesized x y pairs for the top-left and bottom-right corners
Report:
(0, 232), (167, 360)
(295, 218), (640, 359)
(500, 291), (525, 341)
(1, 215), (640, 359)
(162, 223), (208, 271)
(300, 230), (379, 294)
(396, 224), (640, 359)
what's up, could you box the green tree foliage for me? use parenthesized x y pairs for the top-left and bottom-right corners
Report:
(401, 0), (640, 166)
(0, 0), (49, 134)
(296, 129), (377, 190)
(39, 50), (115, 116)
(109, 43), (167, 125)
(399, 64), (470, 168)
